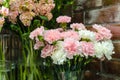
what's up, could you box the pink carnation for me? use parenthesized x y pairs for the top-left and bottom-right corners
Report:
(80, 41), (95, 57)
(93, 24), (112, 39)
(63, 38), (80, 59)
(70, 23), (86, 30)
(56, 16), (71, 23)
(95, 32), (104, 41)
(34, 41), (44, 50)
(61, 30), (80, 40)
(29, 26), (44, 40)
(41, 44), (55, 58)
(44, 29), (62, 44)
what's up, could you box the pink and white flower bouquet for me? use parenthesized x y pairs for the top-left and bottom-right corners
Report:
(30, 15), (114, 65)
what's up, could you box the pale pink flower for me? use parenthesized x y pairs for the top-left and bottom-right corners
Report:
(9, 0), (20, 11)
(19, 12), (35, 26)
(0, 17), (5, 27)
(56, 16), (71, 23)
(80, 41), (95, 57)
(45, 13), (53, 20)
(47, 0), (54, 4)
(61, 30), (80, 40)
(55, 28), (63, 32)
(36, 3), (54, 15)
(18, 0), (35, 13)
(29, 26), (44, 40)
(48, 3), (55, 10)
(70, 23), (86, 30)
(34, 41), (44, 50)
(95, 32), (104, 41)
(41, 44), (55, 58)
(8, 11), (19, 24)
(1, 6), (9, 16)
(44, 29), (62, 44)
(63, 38), (80, 59)
(0, 0), (3, 4)
(93, 24), (112, 39)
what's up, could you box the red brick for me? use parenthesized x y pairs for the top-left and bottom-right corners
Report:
(74, 0), (87, 6)
(102, 60), (120, 76)
(112, 41), (120, 58)
(72, 12), (83, 23)
(85, 5), (120, 24)
(84, 0), (102, 9)
(84, 70), (101, 80)
(106, 25), (120, 40)
(86, 59), (101, 72)
(103, 0), (120, 6)
(62, 5), (73, 17)
(74, 6), (83, 12)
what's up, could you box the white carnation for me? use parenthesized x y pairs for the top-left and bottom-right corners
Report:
(94, 42), (104, 58)
(51, 41), (67, 65)
(79, 30), (96, 41)
(94, 40), (114, 60)
(101, 40), (114, 60)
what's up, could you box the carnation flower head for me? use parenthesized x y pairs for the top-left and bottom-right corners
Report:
(41, 44), (55, 58)
(44, 29), (62, 44)
(63, 38), (81, 59)
(56, 16), (71, 23)
(80, 41), (95, 57)
(95, 32), (104, 41)
(94, 40), (114, 60)
(61, 30), (80, 40)
(79, 30), (96, 41)
(51, 41), (67, 64)
(101, 40), (114, 60)
(70, 23), (86, 30)
(34, 41), (44, 50)
(92, 24), (112, 40)
(29, 26), (44, 40)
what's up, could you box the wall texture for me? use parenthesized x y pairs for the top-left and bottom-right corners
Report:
(73, 0), (120, 80)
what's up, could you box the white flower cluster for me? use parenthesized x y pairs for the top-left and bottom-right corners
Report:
(51, 41), (67, 64)
(79, 30), (96, 41)
(94, 40), (114, 60)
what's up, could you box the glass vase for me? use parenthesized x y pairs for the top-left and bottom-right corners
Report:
(0, 60), (15, 80)
(53, 69), (85, 80)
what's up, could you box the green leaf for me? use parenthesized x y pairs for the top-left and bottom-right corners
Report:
(38, 36), (44, 41)
(39, 16), (48, 21)
(22, 33), (30, 39)
(33, 19), (41, 27)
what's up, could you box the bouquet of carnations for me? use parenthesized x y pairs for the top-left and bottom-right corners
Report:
(29, 15), (114, 65)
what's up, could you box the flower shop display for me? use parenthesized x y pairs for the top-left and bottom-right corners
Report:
(0, 0), (114, 80)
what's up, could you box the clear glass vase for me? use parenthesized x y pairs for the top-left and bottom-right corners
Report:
(54, 70), (84, 80)
(0, 60), (15, 80)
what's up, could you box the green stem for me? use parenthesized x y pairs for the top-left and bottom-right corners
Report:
(42, 20), (45, 26)
(60, 23), (67, 30)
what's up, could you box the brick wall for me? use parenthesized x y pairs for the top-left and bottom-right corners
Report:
(73, 0), (120, 80)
